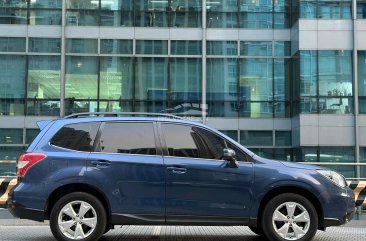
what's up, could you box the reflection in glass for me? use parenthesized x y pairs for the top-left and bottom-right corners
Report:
(274, 41), (291, 57)
(0, 129), (23, 144)
(240, 41), (272, 56)
(136, 40), (168, 55)
(318, 50), (352, 97)
(29, 10), (62, 25)
(319, 97), (353, 114)
(300, 0), (317, 18)
(318, 0), (352, 19)
(207, 41), (237, 55)
(0, 99), (24, 116)
(135, 58), (168, 101)
(0, 8), (27, 24)
(27, 100), (60, 116)
(26, 129), (40, 144)
(207, 12), (238, 28)
(65, 100), (98, 115)
(100, 39), (132, 54)
(28, 55), (61, 99)
(0, 55), (26, 99)
(99, 57), (133, 100)
(66, 38), (98, 54)
(274, 59), (291, 101)
(219, 130), (238, 141)
(275, 131), (291, 146)
(300, 97), (318, 113)
(99, 101), (132, 113)
(300, 50), (317, 96)
(65, 56), (98, 99)
(240, 58), (273, 101)
(171, 40), (202, 55)
(358, 1), (366, 18)
(100, 10), (133, 26)
(239, 13), (272, 29)
(358, 51), (366, 96)
(135, 11), (168, 27)
(241, 131), (273, 146)
(0, 38), (26, 52)
(66, 10), (99, 26)
(29, 38), (61, 53)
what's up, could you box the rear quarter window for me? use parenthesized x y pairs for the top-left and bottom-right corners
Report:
(50, 122), (100, 152)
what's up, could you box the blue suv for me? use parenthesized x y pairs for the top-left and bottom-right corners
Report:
(8, 113), (356, 241)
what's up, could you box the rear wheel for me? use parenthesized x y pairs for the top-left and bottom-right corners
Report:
(50, 192), (106, 241)
(261, 193), (318, 241)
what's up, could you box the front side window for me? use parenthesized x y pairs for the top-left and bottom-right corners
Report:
(162, 124), (248, 162)
(98, 122), (157, 155)
(50, 122), (100, 151)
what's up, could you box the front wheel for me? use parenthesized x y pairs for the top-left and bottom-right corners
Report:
(261, 193), (318, 241)
(50, 192), (107, 241)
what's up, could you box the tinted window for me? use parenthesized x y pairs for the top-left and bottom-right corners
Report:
(98, 122), (157, 155)
(50, 122), (100, 151)
(162, 124), (248, 162)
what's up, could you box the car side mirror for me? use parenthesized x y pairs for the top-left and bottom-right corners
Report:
(222, 148), (239, 168)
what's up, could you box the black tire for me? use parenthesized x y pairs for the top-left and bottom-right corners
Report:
(248, 226), (264, 236)
(104, 227), (111, 234)
(50, 192), (107, 241)
(261, 193), (318, 241)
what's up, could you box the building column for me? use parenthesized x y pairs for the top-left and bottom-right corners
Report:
(60, 0), (67, 117)
(202, 0), (207, 123)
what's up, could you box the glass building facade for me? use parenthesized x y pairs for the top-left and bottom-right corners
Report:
(0, 0), (366, 181)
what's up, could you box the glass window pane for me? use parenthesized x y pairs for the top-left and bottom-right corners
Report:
(240, 13), (272, 29)
(65, 56), (98, 99)
(319, 97), (353, 114)
(170, 58), (202, 102)
(172, 0), (202, 10)
(207, 0), (238, 12)
(274, 59), (291, 101)
(51, 122), (100, 152)
(358, 2), (366, 19)
(0, 0), (27, 7)
(66, 10), (99, 26)
(249, 148), (274, 159)
(274, 41), (291, 57)
(135, 101), (168, 113)
(100, 0), (133, 10)
(135, 0), (168, 10)
(100, 10), (133, 26)
(28, 55), (61, 99)
(99, 101), (133, 112)
(65, 100), (98, 115)
(274, 101), (291, 118)
(240, 102), (274, 118)
(135, 11), (169, 27)
(295, 147), (317, 162)
(27, 100), (61, 116)
(274, 148), (292, 161)
(360, 98), (366, 114)
(100, 39), (132, 54)
(0, 37), (26, 52)
(171, 41), (202, 55)
(0, 8), (27, 24)
(29, 38), (61, 53)
(240, 131), (273, 146)
(240, 41), (272, 56)
(207, 12), (238, 28)
(207, 41), (237, 55)
(0, 99), (24, 116)
(172, 11), (202, 28)
(99, 122), (157, 155)
(0, 55), (26, 99)
(300, 97), (318, 113)
(66, 39), (98, 54)
(240, 58), (273, 101)
(26, 129), (40, 144)
(361, 147), (366, 178)
(275, 131), (291, 146)
(99, 57), (133, 100)
(300, 50), (318, 96)
(318, 50), (353, 97)
(300, 1), (317, 18)
(358, 51), (366, 96)
(136, 40), (168, 55)
(318, 0), (352, 19)
(135, 58), (168, 100)
(30, 0), (62, 8)
(29, 10), (62, 25)
(0, 129), (23, 144)
(66, 0), (99, 9)
(319, 146), (355, 163)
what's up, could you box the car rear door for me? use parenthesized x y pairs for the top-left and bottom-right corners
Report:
(87, 121), (165, 223)
(160, 122), (254, 224)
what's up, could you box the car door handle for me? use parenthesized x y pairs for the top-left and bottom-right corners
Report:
(91, 160), (111, 168)
(167, 166), (187, 174)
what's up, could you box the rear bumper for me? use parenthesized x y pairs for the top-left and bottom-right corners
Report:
(7, 199), (44, 222)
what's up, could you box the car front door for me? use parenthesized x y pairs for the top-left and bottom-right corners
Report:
(160, 123), (254, 224)
(87, 121), (165, 223)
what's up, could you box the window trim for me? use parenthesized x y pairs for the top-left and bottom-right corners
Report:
(158, 121), (253, 163)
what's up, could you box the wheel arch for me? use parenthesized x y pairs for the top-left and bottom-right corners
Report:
(257, 186), (325, 230)
(45, 183), (112, 227)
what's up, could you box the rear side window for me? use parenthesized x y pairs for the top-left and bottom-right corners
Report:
(50, 122), (100, 152)
(97, 122), (157, 155)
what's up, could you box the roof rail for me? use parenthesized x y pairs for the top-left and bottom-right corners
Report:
(64, 112), (185, 120)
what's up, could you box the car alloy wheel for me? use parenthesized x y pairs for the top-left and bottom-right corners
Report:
(272, 202), (310, 240)
(58, 201), (97, 240)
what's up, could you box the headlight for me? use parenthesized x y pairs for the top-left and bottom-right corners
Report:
(317, 170), (347, 188)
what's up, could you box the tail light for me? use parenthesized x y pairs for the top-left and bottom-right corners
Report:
(17, 153), (47, 177)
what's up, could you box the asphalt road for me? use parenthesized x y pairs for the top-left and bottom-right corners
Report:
(0, 225), (365, 241)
